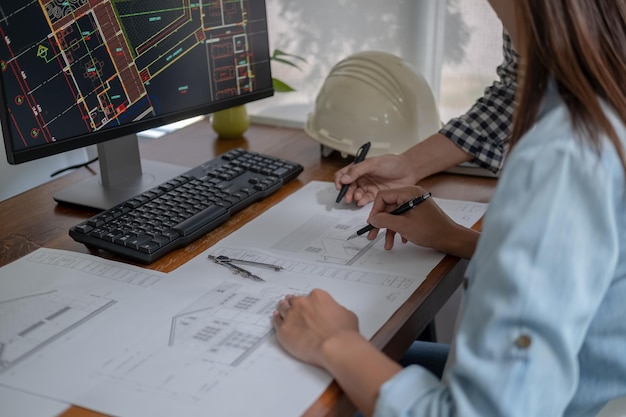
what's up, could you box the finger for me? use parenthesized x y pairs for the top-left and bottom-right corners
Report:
(341, 183), (359, 204)
(369, 187), (405, 218)
(276, 298), (292, 318)
(335, 161), (365, 188)
(344, 159), (372, 179)
(377, 187), (419, 208)
(271, 309), (283, 328)
(368, 213), (406, 250)
(366, 227), (379, 241)
(334, 170), (352, 190)
(369, 190), (388, 215)
(354, 188), (376, 206)
(384, 229), (396, 250)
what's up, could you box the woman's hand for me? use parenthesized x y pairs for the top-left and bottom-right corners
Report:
(273, 290), (403, 416)
(366, 186), (480, 259)
(272, 289), (359, 368)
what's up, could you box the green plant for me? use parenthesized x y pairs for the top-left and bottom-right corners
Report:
(271, 49), (307, 92)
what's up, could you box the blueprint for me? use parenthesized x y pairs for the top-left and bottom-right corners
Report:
(0, 181), (487, 417)
(0, 0), (267, 151)
(0, 289), (115, 373)
(0, 250), (162, 374)
(0, 249), (329, 417)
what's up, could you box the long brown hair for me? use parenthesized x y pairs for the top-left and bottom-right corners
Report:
(511, 0), (626, 167)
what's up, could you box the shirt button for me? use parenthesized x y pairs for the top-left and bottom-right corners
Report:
(515, 334), (532, 349)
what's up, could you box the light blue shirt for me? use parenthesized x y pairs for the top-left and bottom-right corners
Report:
(375, 89), (626, 416)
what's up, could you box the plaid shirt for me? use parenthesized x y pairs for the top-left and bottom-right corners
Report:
(439, 31), (518, 173)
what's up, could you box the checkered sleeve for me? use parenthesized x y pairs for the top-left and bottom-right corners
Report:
(439, 31), (518, 173)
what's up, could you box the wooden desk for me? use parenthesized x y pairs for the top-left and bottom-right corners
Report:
(0, 118), (496, 417)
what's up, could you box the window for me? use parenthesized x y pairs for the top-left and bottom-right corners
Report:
(438, 0), (503, 122)
(249, 0), (504, 129)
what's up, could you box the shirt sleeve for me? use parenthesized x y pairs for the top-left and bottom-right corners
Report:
(439, 31), (518, 173)
(374, 130), (621, 416)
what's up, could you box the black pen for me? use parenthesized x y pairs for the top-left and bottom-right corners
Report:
(346, 192), (432, 240)
(336, 141), (371, 204)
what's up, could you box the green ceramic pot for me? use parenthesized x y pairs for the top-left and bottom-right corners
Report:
(211, 105), (249, 139)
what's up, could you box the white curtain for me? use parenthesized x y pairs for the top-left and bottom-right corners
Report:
(249, 0), (504, 127)
(438, 0), (503, 122)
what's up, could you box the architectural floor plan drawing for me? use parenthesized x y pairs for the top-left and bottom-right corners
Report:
(26, 249), (162, 288)
(93, 282), (307, 405)
(170, 282), (280, 366)
(0, 249), (166, 376)
(206, 181), (489, 284)
(0, 182), (488, 417)
(0, 290), (115, 373)
(209, 246), (416, 290)
(271, 213), (379, 265)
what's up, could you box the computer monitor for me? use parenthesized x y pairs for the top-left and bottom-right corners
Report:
(0, 0), (273, 209)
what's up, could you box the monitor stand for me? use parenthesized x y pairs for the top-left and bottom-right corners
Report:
(53, 133), (188, 211)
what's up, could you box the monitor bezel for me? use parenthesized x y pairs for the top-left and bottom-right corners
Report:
(1, 89), (274, 165)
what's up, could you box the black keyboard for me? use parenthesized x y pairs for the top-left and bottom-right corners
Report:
(69, 148), (303, 263)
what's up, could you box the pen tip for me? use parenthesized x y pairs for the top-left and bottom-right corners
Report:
(346, 233), (357, 240)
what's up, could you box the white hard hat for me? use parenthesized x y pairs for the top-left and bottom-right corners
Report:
(305, 51), (441, 157)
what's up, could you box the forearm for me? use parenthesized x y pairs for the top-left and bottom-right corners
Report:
(403, 133), (473, 182)
(439, 225), (481, 259)
(319, 331), (402, 417)
(434, 31), (517, 174)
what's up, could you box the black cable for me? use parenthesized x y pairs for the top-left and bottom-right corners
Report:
(50, 156), (99, 178)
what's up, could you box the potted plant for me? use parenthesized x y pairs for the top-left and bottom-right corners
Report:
(270, 49), (307, 92)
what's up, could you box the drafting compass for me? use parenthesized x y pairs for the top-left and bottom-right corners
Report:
(208, 254), (283, 282)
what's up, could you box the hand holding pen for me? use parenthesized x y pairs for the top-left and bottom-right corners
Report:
(353, 186), (481, 257)
(336, 141), (371, 203)
(347, 192), (431, 240)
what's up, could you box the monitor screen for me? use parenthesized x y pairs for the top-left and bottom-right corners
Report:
(0, 0), (273, 208)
